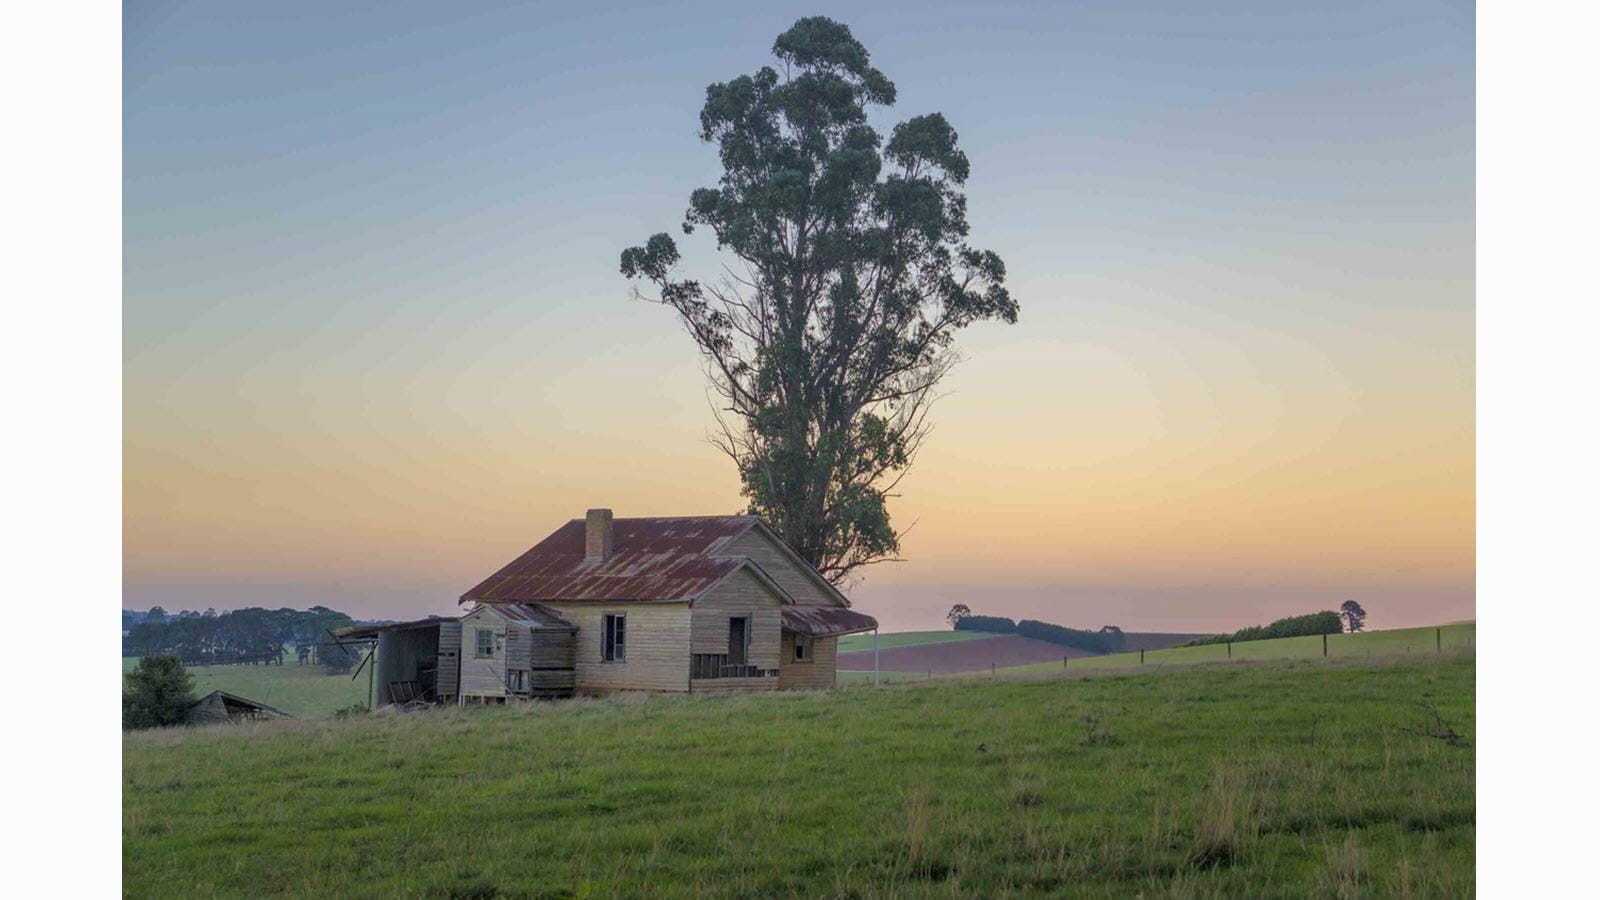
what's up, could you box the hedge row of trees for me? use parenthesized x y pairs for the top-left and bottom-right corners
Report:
(1181, 610), (1343, 646)
(951, 612), (1127, 654)
(952, 614), (1019, 635)
(122, 606), (359, 671)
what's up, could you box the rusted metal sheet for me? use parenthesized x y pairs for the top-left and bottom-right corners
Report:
(460, 516), (760, 604)
(187, 690), (290, 724)
(781, 606), (878, 638)
(489, 602), (577, 630)
(335, 615), (456, 641)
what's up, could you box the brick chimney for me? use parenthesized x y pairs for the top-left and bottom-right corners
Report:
(585, 508), (614, 562)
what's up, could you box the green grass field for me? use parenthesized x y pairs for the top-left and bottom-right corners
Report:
(836, 629), (996, 654)
(1019, 623), (1477, 674)
(124, 651), (1474, 897)
(122, 655), (368, 719)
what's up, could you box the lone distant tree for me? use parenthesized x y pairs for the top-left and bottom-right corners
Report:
(122, 655), (195, 730)
(1339, 600), (1368, 633)
(145, 605), (167, 625)
(622, 16), (1018, 585)
(946, 604), (972, 628)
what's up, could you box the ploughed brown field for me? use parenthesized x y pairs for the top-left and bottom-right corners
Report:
(837, 632), (1206, 674)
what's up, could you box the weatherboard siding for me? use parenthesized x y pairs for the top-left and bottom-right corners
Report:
(538, 601), (691, 693)
(691, 567), (783, 668)
(457, 606), (511, 698)
(436, 621), (460, 700)
(779, 633), (838, 690)
(725, 529), (844, 608)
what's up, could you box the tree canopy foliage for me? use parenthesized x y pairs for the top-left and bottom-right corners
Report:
(123, 655), (196, 730)
(952, 615), (1017, 635)
(953, 614), (1127, 653)
(122, 606), (356, 666)
(1183, 611), (1344, 646)
(1339, 600), (1368, 633)
(622, 16), (1017, 584)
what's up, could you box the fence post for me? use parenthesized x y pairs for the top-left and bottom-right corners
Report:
(1063, 656), (1067, 668)
(1227, 641), (1231, 659)
(1323, 633), (1328, 657)
(1436, 628), (1441, 653)
(1140, 648), (1145, 665)
(991, 662), (996, 677)
(928, 669), (932, 681)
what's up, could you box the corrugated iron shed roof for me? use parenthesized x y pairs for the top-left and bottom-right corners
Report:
(488, 602), (576, 629)
(461, 516), (762, 604)
(781, 606), (879, 638)
(334, 616), (456, 641)
(192, 690), (290, 718)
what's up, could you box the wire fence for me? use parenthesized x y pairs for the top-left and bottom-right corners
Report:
(843, 624), (1476, 685)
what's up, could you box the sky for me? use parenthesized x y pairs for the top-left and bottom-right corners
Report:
(124, 1), (1475, 633)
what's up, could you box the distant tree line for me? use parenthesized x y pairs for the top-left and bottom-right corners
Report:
(952, 614), (1019, 635)
(950, 610), (1128, 654)
(122, 606), (358, 671)
(1180, 611), (1343, 646)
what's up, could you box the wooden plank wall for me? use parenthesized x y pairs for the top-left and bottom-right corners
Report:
(726, 529), (844, 607)
(778, 633), (839, 690)
(529, 630), (576, 670)
(436, 621), (460, 700)
(457, 606), (509, 698)
(689, 675), (779, 693)
(691, 567), (783, 668)
(537, 601), (691, 693)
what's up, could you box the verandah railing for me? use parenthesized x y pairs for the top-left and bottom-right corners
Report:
(691, 653), (776, 679)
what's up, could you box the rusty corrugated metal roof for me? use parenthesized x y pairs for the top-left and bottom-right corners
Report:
(489, 602), (576, 629)
(461, 516), (761, 604)
(781, 606), (878, 638)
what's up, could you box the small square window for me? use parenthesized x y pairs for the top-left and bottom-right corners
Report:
(475, 628), (495, 658)
(793, 636), (811, 662)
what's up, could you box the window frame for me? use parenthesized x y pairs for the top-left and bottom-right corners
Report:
(728, 616), (750, 665)
(793, 634), (812, 663)
(602, 613), (627, 662)
(475, 628), (495, 659)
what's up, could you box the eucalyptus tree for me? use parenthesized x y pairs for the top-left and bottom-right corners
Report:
(622, 17), (1017, 583)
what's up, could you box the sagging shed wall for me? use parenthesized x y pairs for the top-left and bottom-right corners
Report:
(374, 627), (438, 707)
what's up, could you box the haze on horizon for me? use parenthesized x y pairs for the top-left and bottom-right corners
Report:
(124, 1), (1474, 634)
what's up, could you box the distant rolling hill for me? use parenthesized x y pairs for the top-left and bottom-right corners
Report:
(837, 631), (1205, 674)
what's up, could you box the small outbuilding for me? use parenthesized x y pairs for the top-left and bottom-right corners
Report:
(187, 690), (290, 725)
(337, 603), (578, 707)
(456, 602), (578, 702)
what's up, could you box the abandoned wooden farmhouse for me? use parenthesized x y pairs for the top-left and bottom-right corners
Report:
(338, 509), (878, 707)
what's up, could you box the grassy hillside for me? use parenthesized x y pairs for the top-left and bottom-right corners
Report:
(1025, 623), (1476, 674)
(124, 652), (1474, 897)
(836, 629), (996, 654)
(122, 656), (367, 718)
